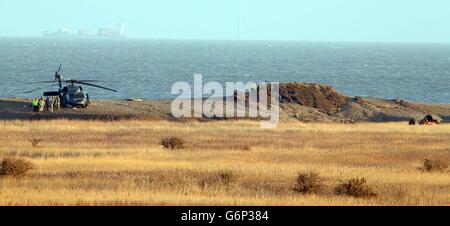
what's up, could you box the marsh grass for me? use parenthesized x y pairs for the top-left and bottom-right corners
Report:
(0, 120), (449, 206)
(29, 139), (43, 148)
(199, 170), (240, 188)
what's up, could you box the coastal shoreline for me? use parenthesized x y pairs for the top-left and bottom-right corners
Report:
(1, 96), (449, 123)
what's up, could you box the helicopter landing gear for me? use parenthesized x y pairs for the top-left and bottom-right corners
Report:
(82, 94), (90, 108)
(86, 94), (90, 105)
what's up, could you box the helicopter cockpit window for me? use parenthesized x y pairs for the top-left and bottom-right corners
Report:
(75, 93), (85, 98)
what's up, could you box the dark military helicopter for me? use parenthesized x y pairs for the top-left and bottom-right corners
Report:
(26, 64), (118, 108)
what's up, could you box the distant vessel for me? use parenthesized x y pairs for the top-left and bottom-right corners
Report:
(42, 28), (72, 37)
(42, 22), (126, 39)
(98, 22), (126, 37)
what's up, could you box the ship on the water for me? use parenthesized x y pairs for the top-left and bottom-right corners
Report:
(42, 22), (126, 39)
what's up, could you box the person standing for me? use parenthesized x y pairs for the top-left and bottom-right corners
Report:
(250, 82), (258, 92)
(45, 97), (51, 112)
(32, 98), (39, 112)
(38, 97), (46, 112)
(55, 96), (61, 111)
(49, 97), (55, 112)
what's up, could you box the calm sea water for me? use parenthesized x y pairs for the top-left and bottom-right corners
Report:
(0, 38), (449, 103)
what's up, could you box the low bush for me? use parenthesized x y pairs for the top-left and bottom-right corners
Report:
(294, 172), (324, 195)
(0, 157), (35, 178)
(217, 171), (238, 185)
(334, 177), (376, 198)
(420, 159), (448, 172)
(160, 137), (186, 150)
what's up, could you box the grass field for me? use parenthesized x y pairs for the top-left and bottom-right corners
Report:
(0, 120), (449, 206)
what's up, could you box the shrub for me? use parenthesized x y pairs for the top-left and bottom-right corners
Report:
(217, 171), (238, 185)
(294, 172), (324, 195)
(420, 159), (448, 172)
(0, 157), (35, 178)
(241, 145), (252, 151)
(160, 137), (186, 150)
(334, 177), (376, 198)
(29, 139), (43, 148)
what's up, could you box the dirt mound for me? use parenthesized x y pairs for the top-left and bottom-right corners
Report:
(279, 83), (348, 113)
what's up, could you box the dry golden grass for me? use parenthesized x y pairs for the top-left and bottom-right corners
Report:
(0, 120), (449, 206)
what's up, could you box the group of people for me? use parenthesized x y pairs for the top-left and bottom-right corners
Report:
(32, 96), (61, 113)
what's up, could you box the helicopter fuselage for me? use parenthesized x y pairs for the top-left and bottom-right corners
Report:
(44, 85), (90, 107)
(60, 85), (90, 107)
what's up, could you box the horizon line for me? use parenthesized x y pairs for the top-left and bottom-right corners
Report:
(0, 35), (449, 45)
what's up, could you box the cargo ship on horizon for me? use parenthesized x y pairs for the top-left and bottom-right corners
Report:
(42, 22), (126, 39)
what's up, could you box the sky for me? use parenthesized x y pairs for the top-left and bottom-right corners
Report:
(0, 0), (449, 43)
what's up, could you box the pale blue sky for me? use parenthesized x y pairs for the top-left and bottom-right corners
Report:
(0, 0), (449, 43)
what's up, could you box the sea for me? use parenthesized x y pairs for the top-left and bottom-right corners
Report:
(0, 37), (449, 103)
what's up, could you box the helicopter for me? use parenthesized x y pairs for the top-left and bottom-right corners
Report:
(26, 64), (118, 108)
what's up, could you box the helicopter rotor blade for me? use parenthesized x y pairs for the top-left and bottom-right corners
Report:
(76, 82), (118, 92)
(65, 79), (107, 83)
(65, 79), (119, 83)
(25, 84), (56, 94)
(54, 64), (63, 82)
(77, 80), (119, 83)
(25, 81), (57, 85)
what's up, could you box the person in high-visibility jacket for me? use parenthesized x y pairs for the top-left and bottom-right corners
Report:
(32, 98), (39, 112)
(250, 82), (258, 92)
